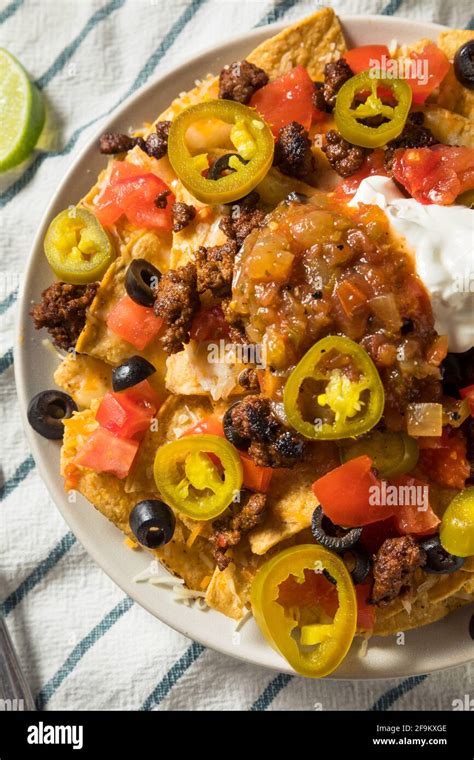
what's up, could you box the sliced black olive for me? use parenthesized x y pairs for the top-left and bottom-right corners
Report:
(343, 544), (371, 585)
(420, 535), (465, 574)
(223, 401), (250, 452)
(454, 40), (474, 90)
(311, 506), (362, 553)
(125, 258), (161, 307)
(441, 348), (474, 397)
(207, 153), (248, 181)
(112, 356), (156, 392)
(129, 500), (175, 549)
(286, 191), (310, 204)
(27, 390), (77, 440)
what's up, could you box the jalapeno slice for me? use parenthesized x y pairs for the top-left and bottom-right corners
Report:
(335, 71), (412, 148)
(153, 434), (243, 520)
(340, 431), (419, 477)
(167, 101), (274, 204)
(251, 544), (357, 678)
(283, 335), (384, 440)
(44, 207), (115, 284)
(440, 487), (474, 557)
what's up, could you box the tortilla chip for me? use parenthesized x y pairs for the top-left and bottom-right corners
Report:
(54, 353), (112, 409)
(423, 105), (474, 148)
(61, 405), (214, 589)
(74, 230), (168, 392)
(430, 30), (474, 119)
(165, 341), (247, 401)
(249, 443), (339, 555)
(247, 7), (346, 80)
(374, 592), (468, 636)
(205, 545), (261, 619)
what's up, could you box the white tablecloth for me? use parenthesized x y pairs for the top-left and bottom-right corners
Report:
(1, 0), (473, 710)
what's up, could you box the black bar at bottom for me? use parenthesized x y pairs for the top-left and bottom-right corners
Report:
(0, 709), (472, 756)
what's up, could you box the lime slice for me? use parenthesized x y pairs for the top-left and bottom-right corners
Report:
(0, 48), (45, 172)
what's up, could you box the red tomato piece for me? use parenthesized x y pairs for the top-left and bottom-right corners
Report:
(344, 45), (390, 74)
(390, 476), (440, 536)
(406, 44), (450, 104)
(94, 160), (174, 230)
(312, 456), (395, 527)
(278, 569), (337, 614)
(125, 379), (161, 411)
(190, 306), (230, 342)
(107, 295), (164, 350)
(460, 385), (474, 417)
(419, 429), (470, 491)
(239, 452), (273, 493)
(250, 65), (316, 136)
(96, 390), (155, 440)
(392, 145), (474, 205)
(74, 427), (139, 479)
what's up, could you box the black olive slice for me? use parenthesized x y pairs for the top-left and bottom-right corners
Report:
(125, 259), (161, 307)
(129, 500), (176, 549)
(207, 153), (248, 181)
(441, 348), (474, 397)
(112, 356), (156, 392)
(311, 506), (362, 553)
(420, 535), (465, 574)
(343, 544), (371, 585)
(454, 40), (474, 90)
(27, 390), (77, 440)
(223, 401), (251, 452)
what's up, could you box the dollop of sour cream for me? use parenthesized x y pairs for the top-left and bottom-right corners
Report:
(349, 176), (474, 352)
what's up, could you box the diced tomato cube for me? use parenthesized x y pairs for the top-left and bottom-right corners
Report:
(239, 452), (273, 493)
(107, 295), (163, 350)
(390, 476), (440, 536)
(96, 390), (154, 440)
(74, 427), (139, 479)
(250, 65), (316, 136)
(312, 456), (395, 527)
(94, 160), (174, 231)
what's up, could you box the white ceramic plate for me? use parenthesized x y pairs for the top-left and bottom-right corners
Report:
(16, 14), (474, 679)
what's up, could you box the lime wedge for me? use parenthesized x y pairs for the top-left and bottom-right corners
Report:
(0, 48), (45, 172)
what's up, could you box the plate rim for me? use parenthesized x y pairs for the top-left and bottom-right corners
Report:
(15, 13), (473, 682)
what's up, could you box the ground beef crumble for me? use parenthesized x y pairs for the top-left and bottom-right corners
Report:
(227, 395), (306, 468)
(195, 240), (238, 297)
(273, 121), (315, 179)
(139, 121), (171, 160)
(172, 201), (196, 232)
(219, 196), (266, 247)
(153, 263), (199, 353)
(323, 129), (368, 177)
(323, 58), (353, 110)
(99, 132), (139, 154)
(371, 536), (426, 606)
(218, 59), (268, 104)
(210, 492), (267, 570)
(30, 282), (98, 351)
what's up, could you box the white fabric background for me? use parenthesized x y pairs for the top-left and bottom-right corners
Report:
(0, 0), (473, 711)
